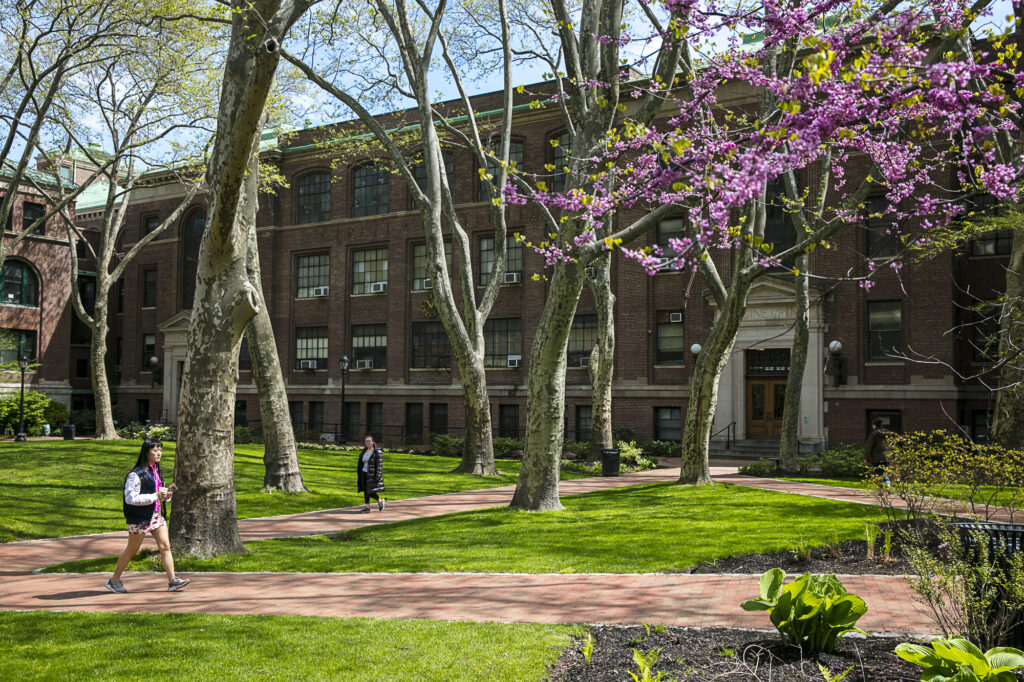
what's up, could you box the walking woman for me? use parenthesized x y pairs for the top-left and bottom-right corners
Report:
(105, 439), (190, 593)
(357, 434), (385, 513)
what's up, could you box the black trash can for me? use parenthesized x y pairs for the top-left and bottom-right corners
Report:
(601, 448), (620, 477)
(951, 522), (1024, 648)
(62, 423), (75, 440)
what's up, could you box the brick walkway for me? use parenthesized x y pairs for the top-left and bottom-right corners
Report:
(0, 465), (939, 635)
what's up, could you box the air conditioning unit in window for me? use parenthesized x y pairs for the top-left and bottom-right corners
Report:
(355, 358), (374, 369)
(370, 281), (388, 294)
(578, 356), (589, 367)
(669, 312), (683, 323)
(299, 359), (317, 370)
(506, 355), (522, 368)
(422, 278), (433, 289)
(503, 271), (522, 284)
(311, 286), (329, 297)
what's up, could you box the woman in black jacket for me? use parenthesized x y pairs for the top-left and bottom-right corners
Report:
(104, 439), (190, 593)
(357, 434), (385, 513)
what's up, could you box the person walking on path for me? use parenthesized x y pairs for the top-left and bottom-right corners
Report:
(105, 439), (190, 593)
(864, 418), (891, 481)
(357, 434), (385, 513)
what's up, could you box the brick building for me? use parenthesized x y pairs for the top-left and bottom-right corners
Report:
(52, 86), (1012, 448)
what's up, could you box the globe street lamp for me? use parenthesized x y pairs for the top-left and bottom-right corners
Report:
(690, 343), (702, 359)
(15, 355), (28, 442)
(338, 355), (349, 444)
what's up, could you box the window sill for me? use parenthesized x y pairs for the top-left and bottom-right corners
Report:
(410, 367), (449, 371)
(653, 363), (687, 368)
(864, 361), (904, 366)
(0, 303), (39, 309)
(351, 292), (388, 297)
(141, 306), (156, 310)
(293, 368), (328, 372)
(967, 253), (1012, 260)
(295, 296), (330, 301)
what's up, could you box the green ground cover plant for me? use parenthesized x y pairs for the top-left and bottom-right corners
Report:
(0, 441), (579, 542)
(49, 482), (890, 575)
(0, 611), (581, 681)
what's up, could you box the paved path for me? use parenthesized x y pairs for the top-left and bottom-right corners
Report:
(0, 465), (938, 635)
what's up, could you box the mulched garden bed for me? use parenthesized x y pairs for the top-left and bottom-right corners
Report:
(549, 626), (922, 681)
(688, 536), (912, 576)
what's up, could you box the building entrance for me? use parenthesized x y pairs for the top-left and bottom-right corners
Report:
(745, 349), (790, 440)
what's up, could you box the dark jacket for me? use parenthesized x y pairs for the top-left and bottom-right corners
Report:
(357, 446), (385, 494)
(123, 465), (166, 525)
(864, 429), (890, 465)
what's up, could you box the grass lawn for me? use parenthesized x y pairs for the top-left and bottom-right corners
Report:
(778, 476), (1024, 509)
(0, 440), (580, 542)
(0, 611), (581, 681)
(49, 482), (891, 575)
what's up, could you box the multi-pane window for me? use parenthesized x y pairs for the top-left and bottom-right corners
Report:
(296, 253), (330, 298)
(353, 165), (389, 217)
(429, 403), (448, 434)
(412, 242), (452, 291)
(499, 404), (520, 438)
(970, 230), (1014, 257)
(406, 403), (424, 444)
(142, 269), (157, 307)
(971, 304), (1001, 363)
(865, 195), (901, 258)
(181, 209), (205, 309)
(567, 314), (598, 366)
(479, 236), (523, 286)
(143, 215), (161, 236)
(971, 410), (991, 443)
(366, 402), (383, 438)
(352, 323), (387, 370)
(141, 333), (156, 371)
(22, 202), (45, 235)
(484, 318), (522, 367)
(352, 248), (388, 295)
(297, 172), (332, 224)
(295, 326), (328, 369)
(656, 310), (685, 364)
(764, 178), (796, 253)
(867, 301), (903, 360)
(575, 405), (592, 442)
(655, 217), (686, 269)
(411, 152), (454, 207)
(550, 132), (570, 193)
(0, 329), (37, 363)
(654, 407), (682, 441)
(308, 401), (324, 432)
(289, 401), (303, 429)
(0, 261), (38, 306)
(479, 140), (524, 200)
(412, 321), (450, 368)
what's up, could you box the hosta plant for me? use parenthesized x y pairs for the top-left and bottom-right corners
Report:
(895, 636), (1024, 681)
(741, 569), (868, 654)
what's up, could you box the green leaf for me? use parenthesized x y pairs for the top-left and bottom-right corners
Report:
(932, 638), (987, 672)
(760, 568), (785, 601)
(823, 595), (867, 628)
(985, 648), (1024, 671)
(740, 599), (772, 612)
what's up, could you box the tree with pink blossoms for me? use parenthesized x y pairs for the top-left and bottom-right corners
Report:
(505, 0), (1022, 497)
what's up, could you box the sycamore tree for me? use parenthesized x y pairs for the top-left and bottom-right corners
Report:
(30, 5), (218, 440)
(505, 0), (1022, 502)
(0, 0), (143, 272)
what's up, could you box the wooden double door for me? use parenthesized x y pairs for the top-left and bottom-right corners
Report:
(746, 379), (787, 439)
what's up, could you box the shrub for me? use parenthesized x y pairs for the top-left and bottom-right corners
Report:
(234, 426), (255, 444)
(643, 441), (679, 459)
(617, 440), (656, 471)
(430, 433), (463, 457)
(116, 423), (176, 441)
(68, 408), (96, 435)
(819, 444), (865, 477)
(561, 459), (600, 475)
(796, 454), (820, 474)
(296, 441), (360, 453)
(738, 458), (777, 477)
(43, 400), (68, 428)
(492, 437), (524, 459)
(612, 425), (636, 443)
(741, 569), (868, 654)
(562, 440), (590, 460)
(0, 391), (52, 435)
(895, 636), (1024, 681)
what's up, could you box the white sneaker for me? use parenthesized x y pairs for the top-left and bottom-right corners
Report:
(104, 578), (127, 593)
(167, 577), (190, 592)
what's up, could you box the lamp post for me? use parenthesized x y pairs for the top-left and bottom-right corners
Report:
(827, 340), (846, 388)
(149, 355), (160, 388)
(15, 355), (28, 442)
(690, 343), (702, 359)
(339, 355), (349, 444)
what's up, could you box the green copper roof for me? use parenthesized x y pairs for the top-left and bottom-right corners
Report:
(1, 159), (76, 190)
(73, 181), (117, 211)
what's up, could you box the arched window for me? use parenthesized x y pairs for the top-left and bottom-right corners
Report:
(479, 140), (524, 201)
(0, 260), (38, 306)
(181, 209), (205, 310)
(353, 165), (389, 217)
(550, 132), (570, 193)
(297, 172), (331, 224)
(410, 152), (454, 209)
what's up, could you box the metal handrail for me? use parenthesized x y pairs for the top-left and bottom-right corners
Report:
(711, 421), (736, 450)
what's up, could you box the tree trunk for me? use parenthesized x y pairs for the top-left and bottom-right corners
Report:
(779, 254), (809, 471)
(243, 209), (307, 492)
(991, 230), (1024, 445)
(586, 256), (615, 461)
(511, 263), (585, 510)
(679, 276), (754, 485)
(451, 345), (498, 475)
(89, 295), (120, 440)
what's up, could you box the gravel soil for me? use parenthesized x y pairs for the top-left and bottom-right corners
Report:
(549, 626), (923, 681)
